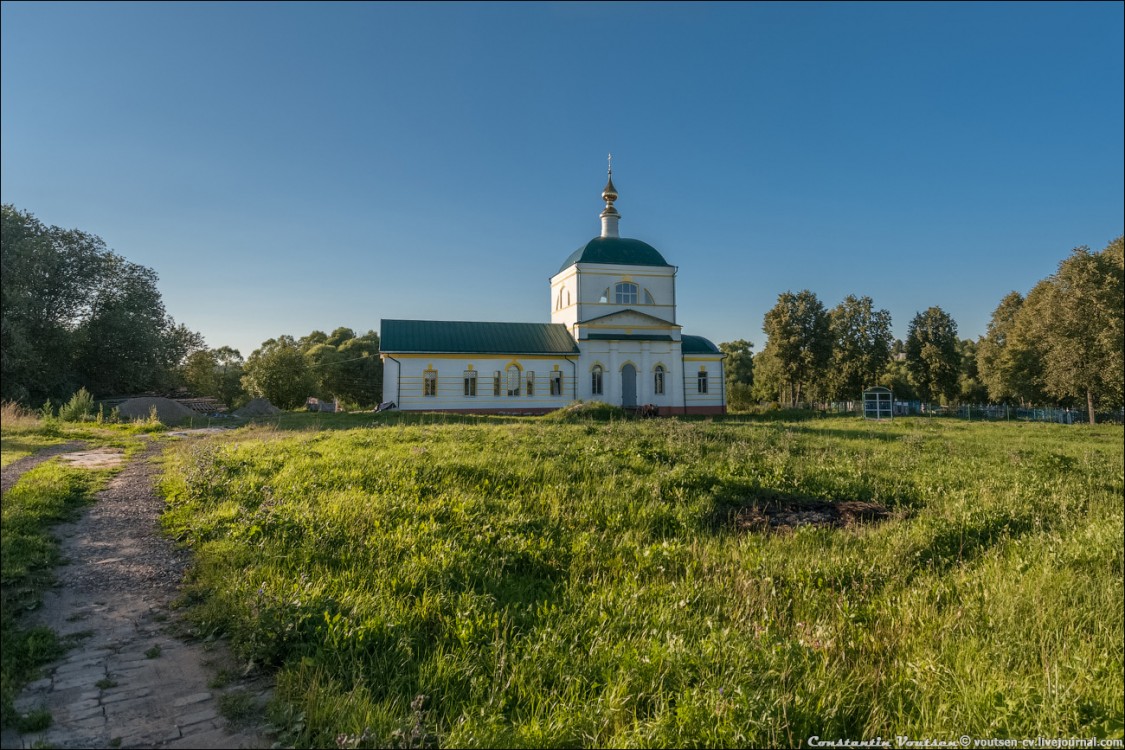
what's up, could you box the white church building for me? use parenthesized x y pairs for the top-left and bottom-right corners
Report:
(379, 169), (726, 415)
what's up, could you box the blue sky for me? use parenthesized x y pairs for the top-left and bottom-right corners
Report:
(3, 1), (1122, 357)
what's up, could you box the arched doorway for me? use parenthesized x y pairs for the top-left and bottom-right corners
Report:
(621, 364), (637, 407)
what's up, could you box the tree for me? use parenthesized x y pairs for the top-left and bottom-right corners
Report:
(976, 292), (1046, 406)
(181, 346), (246, 407)
(242, 336), (316, 409)
(1, 204), (201, 403)
(751, 348), (785, 405)
(760, 290), (832, 406)
(905, 307), (961, 404)
(955, 338), (989, 404)
(1022, 238), (1124, 422)
(719, 339), (754, 410)
(827, 295), (893, 402)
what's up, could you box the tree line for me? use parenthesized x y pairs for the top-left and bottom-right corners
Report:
(2, 205), (383, 411)
(721, 236), (1123, 423)
(1, 204), (201, 405)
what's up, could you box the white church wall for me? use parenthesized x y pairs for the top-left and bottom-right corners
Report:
(382, 354), (579, 412)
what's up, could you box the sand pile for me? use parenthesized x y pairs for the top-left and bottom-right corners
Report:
(234, 398), (283, 417)
(116, 397), (195, 423)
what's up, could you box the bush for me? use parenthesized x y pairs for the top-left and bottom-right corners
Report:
(57, 388), (94, 422)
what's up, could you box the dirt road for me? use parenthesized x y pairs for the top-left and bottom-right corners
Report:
(0, 440), (272, 749)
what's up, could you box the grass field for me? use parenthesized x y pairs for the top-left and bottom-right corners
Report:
(158, 414), (1124, 748)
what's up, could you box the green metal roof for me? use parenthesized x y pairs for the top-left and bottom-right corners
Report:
(681, 334), (720, 354)
(380, 319), (580, 355)
(558, 236), (672, 273)
(582, 333), (675, 342)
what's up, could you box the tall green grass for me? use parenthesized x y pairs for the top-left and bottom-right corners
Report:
(160, 418), (1124, 747)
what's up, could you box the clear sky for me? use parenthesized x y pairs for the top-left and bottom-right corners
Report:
(3, 1), (1122, 357)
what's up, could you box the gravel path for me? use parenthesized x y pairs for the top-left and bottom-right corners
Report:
(0, 440), (273, 750)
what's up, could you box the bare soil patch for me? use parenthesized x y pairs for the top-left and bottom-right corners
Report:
(727, 497), (891, 532)
(57, 448), (126, 470)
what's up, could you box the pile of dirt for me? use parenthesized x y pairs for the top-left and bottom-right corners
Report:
(234, 398), (283, 417)
(116, 397), (195, 423)
(728, 498), (891, 532)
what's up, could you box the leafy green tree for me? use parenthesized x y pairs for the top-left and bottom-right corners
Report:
(827, 295), (893, 401)
(181, 345), (246, 407)
(1022, 238), (1124, 422)
(976, 292), (1046, 406)
(955, 338), (989, 404)
(905, 307), (961, 405)
(878, 358), (918, 402)
(332, 332), (383, 407)
(72, 255), (202, 395)
(1, 204), (201, 402)
(760, 290), (832, 406)
(326, 327), (356, 347)
(242, 336), (316, 409)
(719, 339), (754, 410)
(750, 348), (783, 404)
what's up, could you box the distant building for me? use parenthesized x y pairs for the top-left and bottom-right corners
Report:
(379, 167), (725, 414)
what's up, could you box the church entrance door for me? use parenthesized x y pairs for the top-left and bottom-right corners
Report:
(621, 364), (637, 408)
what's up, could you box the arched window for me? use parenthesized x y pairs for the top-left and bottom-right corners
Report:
(493, 371), (502, 396)
(506, 365), (521, 396)
(654, 365), (665, 395)
(615, 282), (638, 305)
(697, 368), (708, 394)
(423, 369), (437, 397)
(463, 370), (477, 397)
(591, 365), (603, 395)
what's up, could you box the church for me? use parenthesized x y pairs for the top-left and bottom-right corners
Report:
(379, 167), (726, 415)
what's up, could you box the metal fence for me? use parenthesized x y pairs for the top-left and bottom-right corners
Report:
(824, 400), (1123, 424)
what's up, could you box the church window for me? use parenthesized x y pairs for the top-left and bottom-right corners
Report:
(550, 371), (562, 396)
(697, 369), (708, 394)
(506, 365), (521, 396)
(423, 369), (437, 397)
(615, 282), (638, 305)
(526, 371), (535, 396)
(654, 365), (665, 395)
(591, 365), (603, 395)
(463, 370), (476, 397)
(644, 289), (656, 305)
(493, 371), (502, 396)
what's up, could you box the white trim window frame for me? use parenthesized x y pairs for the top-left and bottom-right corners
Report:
(615, 282), (638, 305)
